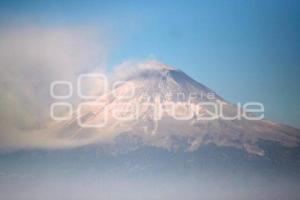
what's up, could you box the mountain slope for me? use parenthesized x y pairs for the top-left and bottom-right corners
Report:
(58, 61), (300, 155)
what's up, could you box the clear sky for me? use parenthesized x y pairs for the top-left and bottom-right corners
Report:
(0, 0), (299, 128)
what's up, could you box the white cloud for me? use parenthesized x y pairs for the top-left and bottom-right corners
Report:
(112, 59), (174, 81)
(0, 25), (109, 150)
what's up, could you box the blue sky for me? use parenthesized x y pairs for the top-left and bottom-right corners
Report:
(0, 0), (300, 128)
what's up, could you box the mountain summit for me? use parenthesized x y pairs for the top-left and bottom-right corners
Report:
(60, 61), (300, 155)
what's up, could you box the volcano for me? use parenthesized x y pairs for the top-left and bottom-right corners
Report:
(2, 60), (300, 200)
(59, 60), (300, 156)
